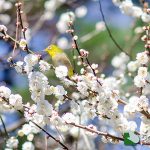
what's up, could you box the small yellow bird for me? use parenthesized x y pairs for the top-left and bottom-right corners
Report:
(45, 44), (74, 77)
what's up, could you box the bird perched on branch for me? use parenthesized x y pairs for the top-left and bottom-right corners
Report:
(45, 44), (74, 77)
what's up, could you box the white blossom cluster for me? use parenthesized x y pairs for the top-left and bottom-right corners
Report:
(0, 86), (23, 111)
(3, 47), (149, 148)
(112, 0), (150, 23)
(1, 1), (150, 149)
(0, 0), (12, 24)
(44, 0), (66, 20)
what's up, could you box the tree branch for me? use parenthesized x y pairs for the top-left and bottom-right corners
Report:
(98, 0), (130, 58)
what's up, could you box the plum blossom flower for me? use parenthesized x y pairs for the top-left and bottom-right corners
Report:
(0, 24), (7, 32)
(22, 141), (35, 150)
(134, 75), (146, 87)
(140, 121), (150, 142)
(36, 100), (53, 116)
(141, 13), (150, 23)
(136, 52), (149, 65)
(75, 5), (87, 18)
(54, 85), (67, 97)
(9, 94), (23, 110)
(56, 11), (75, 33)
(77, 81), (88, 96)
(24, 54), (39, 67)
(112, 0), (122, 6)
(55, 66), (68, 78)
(22, 124), (33, 135)
(127, 61), (138, 72)
(137, 96), (149, 111)
(138, 67), (148, 78)
(127, 121), (137, 131)
(57, 37), (69, 49)
(39, 60), (50, 72)
(95, 21), (106, 31)
(120, 0), (133, 16)
(19, 39), (27, 49)
(111, 52), (129, 68)
(15, 61), (24, 73)
(62, 112), (76, 123)
(0, 86), (11, 98)
(6, 137), (18, 149)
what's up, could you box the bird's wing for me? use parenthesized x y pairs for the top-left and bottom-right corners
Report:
(52, 53), (74, 76)
(52, 53), (72, 68)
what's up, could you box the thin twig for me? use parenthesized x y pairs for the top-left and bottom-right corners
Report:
(16, 2), (29, 53)
(13, 5), (20, 56)
(98, 0), (130, 58)
(0, 115), (9, 138)
(67, 122), (150, 145)
(31, 121), (69, 150)
(1, 97), (69, 150)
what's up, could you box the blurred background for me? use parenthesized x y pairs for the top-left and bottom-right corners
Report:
(0, 0), (150, 149)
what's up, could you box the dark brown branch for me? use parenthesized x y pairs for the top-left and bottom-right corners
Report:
(68, 122), (150, 145)
(16, 2), (29, 53)
(1, 97), (69, 150)
(30, 121), (69, 150)
(68, 23), (102, 86)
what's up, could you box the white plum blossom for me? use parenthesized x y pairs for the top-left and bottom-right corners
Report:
(50, 111), (63, 126)
(24, 65), (33, 74)
(127, 61), (138, 72)
(136, 52), (149, 65)
(137, 96), (149, 111)
(134, 75), (146, 87)
(54, 85), (67, 97)
(140, 121), (150, 142)
(127, 121), (137, 131)
(138, 67), (148, 78)
(0, 24), (7, 32)
(120, 0), (133, 16)
(6, 137), (18, 149)
(134, 27), (143, 34)
(24, 54), (39, 67)
(57, 37), (69, 49)
(112, 0), (121, 6)
(27, 134), (34, 141)
(22, 124), (33, 135)
(32, 113), (46, 128)
(55, 65), (68, 78)
(2, 2), (150, 148)
(95, 21), (106, 31)
(22, 142), (35, 150)
(36, 100), (53, 116)
(19, 39), (27, 49)
(112, 0), (150, 23)
(9, 94), (23, 110)
(39, 60), (50, 72)
(132, 6), (142, 18)
(15, 61), (24, 73)
(77, 81), (88, 96)
(62, 112), (76, 123)
(141, 13), (150, 23)
(56, 11), (75, 33)
(28, 71), (49, 101)
(75, 5), (87, 18)
(0, 86), (11, 98)
(111, 52), (129, 69)
(0, 0), (12, 12)
(0, 14), (10, 24)
(44, 0), (66, 20)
